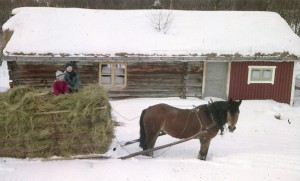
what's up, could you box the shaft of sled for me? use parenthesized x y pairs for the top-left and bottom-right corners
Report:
(119, 130), (207, 160)
(123, 132), (166, 146)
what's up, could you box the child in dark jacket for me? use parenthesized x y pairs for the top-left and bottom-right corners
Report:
(64, 62), (79, 93)
(53, 70), (69, 95)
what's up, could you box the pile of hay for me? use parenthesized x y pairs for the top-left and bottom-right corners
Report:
(0, 84), (114, 158)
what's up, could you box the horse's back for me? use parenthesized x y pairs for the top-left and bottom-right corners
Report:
(151, 103), (195, 112)
(143, 103), (187, 125)
(144, 103), (203, 139)
(148, 103), (180, 110)
(147, 103), (192, 117)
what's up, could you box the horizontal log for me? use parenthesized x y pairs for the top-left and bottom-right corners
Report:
(126, 84), (182, 89)
(108, 88), (181, 93)
(15, 80), (54, 85)
(128, 78), (182, 83)
(185, 82), (202, 87)
(128, 64), (184, 73)
(108, 92), (181, 98)
(128, 76), (182, 81)
(185, 93), (202, 97)
(128, 81), (182, 85)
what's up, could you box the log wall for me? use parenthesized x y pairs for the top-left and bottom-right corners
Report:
(7, 61), (67, 88)
(108, 61), (203, 98)
(7, 60), (203, 98)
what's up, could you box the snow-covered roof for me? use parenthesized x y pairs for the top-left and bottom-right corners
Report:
(2, 7), (300, 58)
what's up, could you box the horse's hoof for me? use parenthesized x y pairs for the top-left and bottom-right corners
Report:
(198, 155), (206, 160)
(142, 152), (154, 157)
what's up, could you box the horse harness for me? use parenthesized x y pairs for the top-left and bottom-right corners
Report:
(192, 104), (217, 132)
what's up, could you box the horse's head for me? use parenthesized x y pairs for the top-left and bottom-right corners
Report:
(226, 99), (242, 133)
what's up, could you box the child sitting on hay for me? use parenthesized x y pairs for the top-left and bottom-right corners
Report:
(64, 62), (80, 93)
(53, 70), (69, 95)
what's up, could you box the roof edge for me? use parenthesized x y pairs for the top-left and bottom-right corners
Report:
(2, 55), (299, 62)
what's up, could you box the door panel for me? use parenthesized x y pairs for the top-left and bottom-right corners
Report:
(203, 62), (228, 99)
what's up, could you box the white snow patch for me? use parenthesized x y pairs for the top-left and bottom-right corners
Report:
(0, 98), (300, 181)
(3, 8), (300, 57)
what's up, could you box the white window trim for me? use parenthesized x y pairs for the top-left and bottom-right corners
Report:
(248, 66), (276, 84)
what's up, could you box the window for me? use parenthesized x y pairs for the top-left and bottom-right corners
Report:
(248, 66), (276, 84)
(100, 63), (127, 87)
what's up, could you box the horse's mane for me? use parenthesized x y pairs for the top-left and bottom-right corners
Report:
(204, 101), (228, 135)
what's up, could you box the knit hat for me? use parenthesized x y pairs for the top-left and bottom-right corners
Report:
(65, 62), (72, 68)
(56, 70), (64, 78)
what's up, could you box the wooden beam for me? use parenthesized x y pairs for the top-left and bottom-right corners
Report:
(119, 130), (207, 160)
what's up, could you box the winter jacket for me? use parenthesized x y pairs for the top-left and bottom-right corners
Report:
(64, 71), (79, 92)
(53, 80), (69, 95)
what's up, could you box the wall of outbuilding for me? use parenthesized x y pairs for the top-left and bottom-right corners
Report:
(229, 61), (294, 104)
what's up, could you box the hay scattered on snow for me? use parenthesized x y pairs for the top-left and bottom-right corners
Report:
(0, 84), (114, 158)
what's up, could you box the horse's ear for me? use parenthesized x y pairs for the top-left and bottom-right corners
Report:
(238, 100), (242, 106)
(227, 98), (233, 108)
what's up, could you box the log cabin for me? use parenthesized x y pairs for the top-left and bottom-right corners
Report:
(2, 8), (300, 104)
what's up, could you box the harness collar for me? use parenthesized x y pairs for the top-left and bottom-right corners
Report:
(192, 105), (217, 131)
(206, 104), (218, 130)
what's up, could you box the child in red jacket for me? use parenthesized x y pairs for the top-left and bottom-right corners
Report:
(53, 70), (69, 95)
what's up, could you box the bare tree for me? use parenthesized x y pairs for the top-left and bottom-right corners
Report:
(151, 10), (173, 34)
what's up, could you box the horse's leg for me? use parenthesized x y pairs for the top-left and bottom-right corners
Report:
(145, 132), (160, 157)
(198, 138), (212, 160)
(143, 123), (162, 157)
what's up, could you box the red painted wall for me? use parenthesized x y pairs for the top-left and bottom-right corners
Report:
(229, 61), (294, 104)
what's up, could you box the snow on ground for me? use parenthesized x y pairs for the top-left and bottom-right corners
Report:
(1, 98), (300, 181)
(0, 63), (300, 180)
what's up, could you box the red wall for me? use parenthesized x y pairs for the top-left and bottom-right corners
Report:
(229, 61), (294, 104)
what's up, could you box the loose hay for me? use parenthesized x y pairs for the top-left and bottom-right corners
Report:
(0, 84), (114, 158)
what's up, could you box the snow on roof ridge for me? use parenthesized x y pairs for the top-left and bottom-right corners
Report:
(3, 7), (300, 58)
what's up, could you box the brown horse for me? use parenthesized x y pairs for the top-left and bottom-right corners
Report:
(139, 99), (242, 160)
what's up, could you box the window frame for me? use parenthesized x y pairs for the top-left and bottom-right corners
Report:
(247, 66), (276, 84)
(99, 63), (127, 88)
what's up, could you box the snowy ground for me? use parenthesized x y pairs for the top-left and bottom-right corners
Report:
(0, 97), (300, 181)
(0, 62), (300, 180)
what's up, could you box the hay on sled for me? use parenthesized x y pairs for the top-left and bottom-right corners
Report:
(0, 84), (114, 158)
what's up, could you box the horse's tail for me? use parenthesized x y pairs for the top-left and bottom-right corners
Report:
(139, 108), (147, 150)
